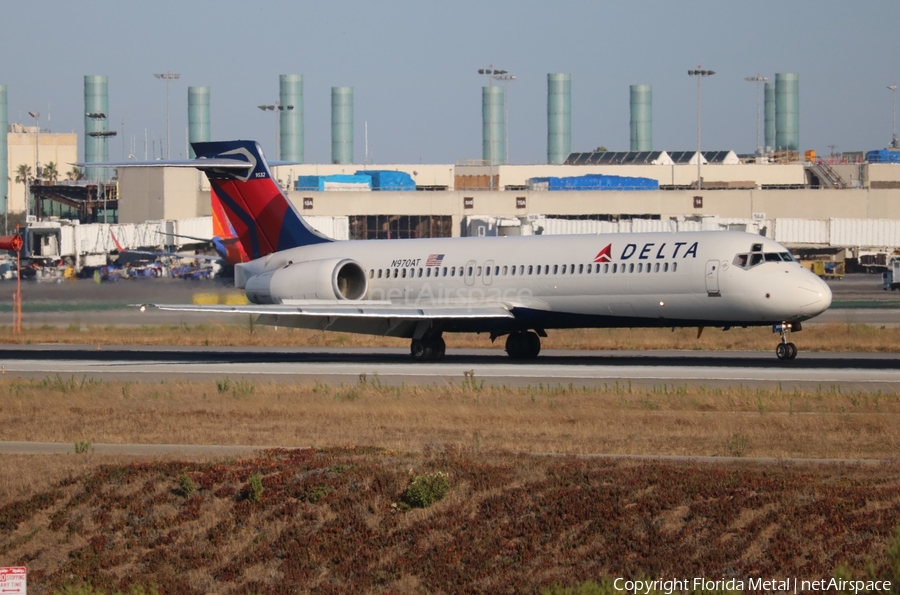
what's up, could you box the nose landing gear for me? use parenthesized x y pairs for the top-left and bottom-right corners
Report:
(774, 323), (798, 360)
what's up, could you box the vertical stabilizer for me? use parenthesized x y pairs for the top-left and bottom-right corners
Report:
(191, 140), (331, 260)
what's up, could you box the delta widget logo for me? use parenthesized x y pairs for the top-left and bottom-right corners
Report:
(593, 244), (612, 263)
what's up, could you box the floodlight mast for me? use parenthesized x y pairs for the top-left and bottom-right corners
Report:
(688, 67), (715, 189)
(154, 71), (180, 159)
(745, 74), (769, 157)
(258, 102), (295, 159)
(888, 84), (898, 149)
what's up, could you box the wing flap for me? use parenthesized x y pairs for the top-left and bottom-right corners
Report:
(138, 302), (514, 320)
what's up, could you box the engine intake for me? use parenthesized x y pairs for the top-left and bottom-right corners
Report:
(245, 258), (368, 304)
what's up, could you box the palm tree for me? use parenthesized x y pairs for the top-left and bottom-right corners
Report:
(15, 164), (33, 189)
(43, 161), (59, 185)
(14, 164), (33, 216)
(66, 166), (83, 182)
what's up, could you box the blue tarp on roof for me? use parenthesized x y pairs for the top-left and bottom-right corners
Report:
(528, 173), (659, 191)
(295, 174), (372, 191)
(355, 170), (416, 191)
(866, 150), (900, 164)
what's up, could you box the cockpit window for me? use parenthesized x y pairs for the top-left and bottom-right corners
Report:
(735, 250), (797, 269)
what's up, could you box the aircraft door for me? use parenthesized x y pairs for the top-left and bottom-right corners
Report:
(705, 259), (721, 296)
(483, 259), (494, 286)
(464, 259), (476, 286)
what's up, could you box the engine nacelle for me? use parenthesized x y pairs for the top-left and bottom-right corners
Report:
(245, 258), (368, 304)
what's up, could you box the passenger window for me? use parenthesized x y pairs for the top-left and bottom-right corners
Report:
(519, 265), (524, 275)
(672, 262), (678, 272)
(629, 264), (634, 273)
(579, 264), (584, 274)
(418, 268), (423, 277)
(602, 264), (608, 273)
(544, 265), (549, 275)
(402, 269), (407, 278)
(475, 266), (481, 276)
(637, 263), (643, 273)
(536, 265), (541, 275)
(377, 269), (382, 279)
(612, 264), (618, 273)
(450, 267), (455, 277)
(502, 266), (508, 275)
(459, 266), (464, 276)
(426, 268), (431, 278)
(442, 267), (447, 277)
(528, 265), (533, 275)
(495, 266), (500, 276)
(663, 263), (669, 272)
(554, 265), (559, 275)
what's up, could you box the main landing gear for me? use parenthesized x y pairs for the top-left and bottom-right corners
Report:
(774, 322), (798, 361)
(410, 335), (446, 362)
(505, 330), (542, 360)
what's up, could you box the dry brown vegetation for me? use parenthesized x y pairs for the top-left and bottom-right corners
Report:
(2, 449), (899, 594)
(4, 322), (900, 593)
(1, 375), (898, 504)
(3, 320), (900, 353)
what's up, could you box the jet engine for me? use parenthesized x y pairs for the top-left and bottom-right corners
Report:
(244, 258), (368, 304)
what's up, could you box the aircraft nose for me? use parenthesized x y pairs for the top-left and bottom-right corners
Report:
(798, 275), (832, 316)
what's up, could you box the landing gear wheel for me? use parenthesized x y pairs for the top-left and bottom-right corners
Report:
(775, 341), (798, 360)
(410, 336), (445, 362)
(785, 342), (797, 360)
(430, 336), (446, 361)
(505, 331), (541, 360)
(410, 339), (433, 362)
(776, 343), (789, 360)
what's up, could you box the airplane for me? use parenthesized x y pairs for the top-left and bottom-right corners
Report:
(95, 140), (833, 362)
(159, 188), (250, 265)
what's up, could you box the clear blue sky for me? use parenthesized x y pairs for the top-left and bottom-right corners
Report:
(4, 0), (899, 164)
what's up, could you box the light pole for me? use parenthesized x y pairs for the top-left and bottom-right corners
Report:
(688, 67), (715, 189)
(745, 74), (768, 157)
(27, 111), (40, 218)
(888, 84), (898, 149)
(154, 70), (180, 159)
(257, 102), (294, 160)
(87, 111), (117, 223)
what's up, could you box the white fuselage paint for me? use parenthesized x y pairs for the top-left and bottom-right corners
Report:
(238, 230), (832, 328)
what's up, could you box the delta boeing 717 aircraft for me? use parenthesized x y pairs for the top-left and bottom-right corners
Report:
(97, 140), (832, 361)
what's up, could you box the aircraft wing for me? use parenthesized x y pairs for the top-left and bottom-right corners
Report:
(138, 301), (515, 320)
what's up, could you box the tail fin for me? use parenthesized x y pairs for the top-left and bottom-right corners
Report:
(191, 140), (331, 260)
(210, 187), (249, 264)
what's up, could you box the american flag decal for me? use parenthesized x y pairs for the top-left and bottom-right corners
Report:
(426, 254), (445, 267)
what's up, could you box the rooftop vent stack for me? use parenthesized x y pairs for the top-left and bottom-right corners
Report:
(331, 87), (353, 165)
(188, 86), (210, 159)
(547, 73), (571, 165)
(0, 85), (7, 215)
(84, 75), (110, 181)
(764, 81), (776, 153)
(629, 84), (652, 151)
(279, 74), (303, 162)
(775, 73), (799, 153)
(482, 85), (506, 166)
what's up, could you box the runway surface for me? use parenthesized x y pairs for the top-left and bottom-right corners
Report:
(2, 344), (899, 392)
